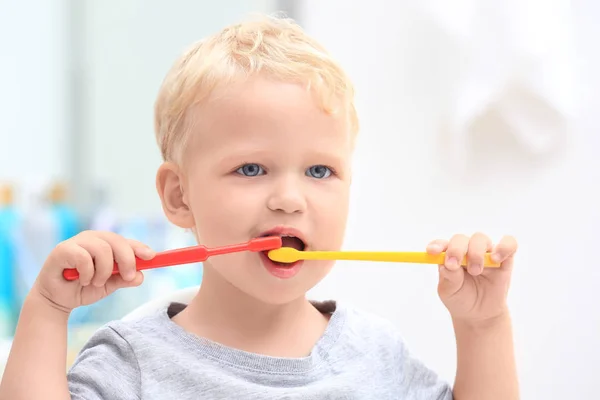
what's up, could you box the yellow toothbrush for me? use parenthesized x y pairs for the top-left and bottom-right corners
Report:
(267, 248), (500, 267)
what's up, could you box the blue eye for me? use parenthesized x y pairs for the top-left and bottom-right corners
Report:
(236, 163), (264, 177)
(306, 165), (332, 179)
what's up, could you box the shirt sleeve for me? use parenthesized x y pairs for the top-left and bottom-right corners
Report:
(67, 325), (141, 400)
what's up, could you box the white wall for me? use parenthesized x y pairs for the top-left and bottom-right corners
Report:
(302, 1), (600, 399)
(0, 0), (70, 192)
(78, 0), (278, 216)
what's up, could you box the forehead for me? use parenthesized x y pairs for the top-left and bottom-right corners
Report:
(187, 77), (351, 158)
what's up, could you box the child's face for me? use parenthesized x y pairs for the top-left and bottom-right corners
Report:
(162, 76), (352, 305)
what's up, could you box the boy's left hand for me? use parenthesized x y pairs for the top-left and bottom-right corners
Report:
(426, 233), (517, 324)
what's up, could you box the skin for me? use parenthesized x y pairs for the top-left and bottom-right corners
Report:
(157, 76), (353, 357)
(0, 75), (519, 400)
(429, 233), (520, 400)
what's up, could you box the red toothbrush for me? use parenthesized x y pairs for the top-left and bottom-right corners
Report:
(62, 236), (282, 281)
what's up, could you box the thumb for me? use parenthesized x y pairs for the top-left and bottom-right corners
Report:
(437, 265), (465, 298)
(105, 271), (145, 295)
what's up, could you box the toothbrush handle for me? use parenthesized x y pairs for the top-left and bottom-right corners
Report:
(62, 246), (210, 281)
(302, 251), (500, 267)
(62, 237), (282, 281)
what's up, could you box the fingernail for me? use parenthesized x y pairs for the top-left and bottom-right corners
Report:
(446, 257), (458, 269)
(136, 247), (154, 258)
(491, 253), (502, 263)
(428, 243), (441, 251)
(124, 271), (136, 281)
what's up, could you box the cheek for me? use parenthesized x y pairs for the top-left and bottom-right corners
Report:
(313, 185), (350, 248)
(188, 182), (264, 245)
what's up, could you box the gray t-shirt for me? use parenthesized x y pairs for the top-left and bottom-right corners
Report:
(67, 301), (453, 399)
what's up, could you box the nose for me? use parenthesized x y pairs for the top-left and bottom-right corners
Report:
(267, 176), (307, 214)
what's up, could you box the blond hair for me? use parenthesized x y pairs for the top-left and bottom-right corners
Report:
(153, 14), (358, 163)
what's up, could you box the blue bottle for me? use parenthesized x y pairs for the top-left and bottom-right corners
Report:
(48, 183), (79, 242)
(0, 185), (19, 337)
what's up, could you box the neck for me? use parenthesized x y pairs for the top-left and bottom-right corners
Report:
(174, 264), (329, 357)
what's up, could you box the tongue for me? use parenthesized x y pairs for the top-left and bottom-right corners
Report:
(281, 236), (304, 250)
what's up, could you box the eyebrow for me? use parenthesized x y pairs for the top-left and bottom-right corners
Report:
(212, 147), (349, 170)
(307, 150), (348, 166)
(213, 149), (272, 167)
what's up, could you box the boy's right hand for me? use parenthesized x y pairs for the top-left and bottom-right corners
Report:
(32, 230), (156, 313)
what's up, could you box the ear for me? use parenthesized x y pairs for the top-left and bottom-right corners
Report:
(156, 162), (195, 229)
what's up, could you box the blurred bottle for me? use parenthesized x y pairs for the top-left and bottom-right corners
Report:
(19, 184), (59, 291)
(88, 184), (119, 233)
(48, 182), (79, 242)
(0, 184), (19, 337)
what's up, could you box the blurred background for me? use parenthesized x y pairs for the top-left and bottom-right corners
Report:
(0, 0), (598, 398)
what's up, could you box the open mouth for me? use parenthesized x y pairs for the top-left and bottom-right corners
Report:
(278, 235), (306, 251)
(260, 233), (306, 267)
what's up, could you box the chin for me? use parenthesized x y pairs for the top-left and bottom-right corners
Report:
(238, 275), (316, 305)
(252, 268), (334, 306)
(208, 254), (334, 305)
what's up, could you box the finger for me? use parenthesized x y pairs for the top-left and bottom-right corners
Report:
(92, 232), (138, 282)
(426, 239), (448, 254)
(54, 242), (95, 286)
(89, 232), (154, 281)
(491, 235), (518, 269)
(75, 236), (115, 287)
(126, 239), (156, 260)
(466, 232), (493, 276)
(105, 271), (145, 295)
(444, 234), (470, 271)
(438, 263), (465, 298)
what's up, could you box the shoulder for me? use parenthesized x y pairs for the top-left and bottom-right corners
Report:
(67, 315), (162, 399)
(338, 303), (407, 348)
(106, 305), (174, 339)
(316, 300), (410, 361)
(331, 302), (453, 398)
(70, 305), (173, 372)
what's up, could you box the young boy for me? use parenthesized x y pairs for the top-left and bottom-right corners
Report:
(0, 15), (519, 400)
